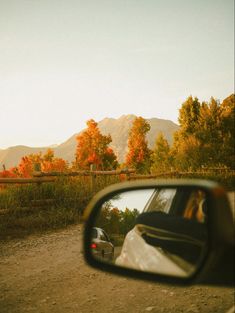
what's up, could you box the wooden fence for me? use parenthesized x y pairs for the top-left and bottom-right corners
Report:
(0, 169), (135, 213)
(0, 168), (135, 184)
(1, 167), (234, 185)
(0, 168), (234, 213)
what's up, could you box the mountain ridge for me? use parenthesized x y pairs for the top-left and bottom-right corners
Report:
(0, 115), (179, 169)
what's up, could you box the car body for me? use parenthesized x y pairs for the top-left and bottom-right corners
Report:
(91, 227), (114, 261)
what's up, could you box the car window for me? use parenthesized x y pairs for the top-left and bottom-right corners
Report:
(92, 228), (98, 239)
(144, 189), (177, 214)
(99, 230), (109, 242)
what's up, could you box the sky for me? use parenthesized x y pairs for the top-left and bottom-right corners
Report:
(108, 189), (154, 212)
(0, 0), (234, 149)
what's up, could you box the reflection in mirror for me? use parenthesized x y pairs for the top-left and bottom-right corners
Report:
(90, 187), (208, 278)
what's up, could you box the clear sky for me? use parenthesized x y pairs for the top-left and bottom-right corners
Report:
(0, 0), (234, 149)
(109, 189), (154, 212)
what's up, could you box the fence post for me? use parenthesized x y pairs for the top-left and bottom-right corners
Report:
(90, 164), (96, 192)
(34, 163), (42, 187)
(126, 168), (131, 181)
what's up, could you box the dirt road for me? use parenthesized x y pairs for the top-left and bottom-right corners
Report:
(0, 224), (234, 313)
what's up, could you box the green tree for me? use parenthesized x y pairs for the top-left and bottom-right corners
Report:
(172, 134), (202, 170)
(172, 95), (235, 170)
(178, 96), (201, 136)
(120, 208), (139, 235)
(219, 94), (235, 169)
(151, 133), (172, 173)
(172, 96), (202, 170)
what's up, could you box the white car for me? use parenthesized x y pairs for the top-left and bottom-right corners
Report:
(115, 187), (207, 276)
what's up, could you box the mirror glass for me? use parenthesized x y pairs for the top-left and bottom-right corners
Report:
(89, 187), (209, 278)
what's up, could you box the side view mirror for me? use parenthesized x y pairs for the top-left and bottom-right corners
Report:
(83, 179), (234, 286)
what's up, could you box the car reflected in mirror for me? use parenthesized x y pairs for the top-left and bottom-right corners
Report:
(89, 186), (209, 278)
(91, 227), (114, 261)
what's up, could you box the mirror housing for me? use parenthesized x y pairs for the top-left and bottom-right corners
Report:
(83, 179), (234, 286)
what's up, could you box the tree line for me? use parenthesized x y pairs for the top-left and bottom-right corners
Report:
(96, 202), (140, 237)
(0, 93), (234, 178)
(127, 93), (234, 173)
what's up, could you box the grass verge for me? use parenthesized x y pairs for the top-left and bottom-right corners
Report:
(0, 175), (120, 240)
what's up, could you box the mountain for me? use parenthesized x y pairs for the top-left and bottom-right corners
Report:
(0, 146), (50, 170)
(0, 115), (179, 169)
(98, 115), (178, 161)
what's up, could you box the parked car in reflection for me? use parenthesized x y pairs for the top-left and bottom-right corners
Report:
(91, 227), (114, 261)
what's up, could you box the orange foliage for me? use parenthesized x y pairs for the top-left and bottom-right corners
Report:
(42, 158), (68, 173)
(75, 119), (118, 170)
(18, 156), (34, 178)
(125, 117), (151, 173)
(0, 167), (18, 178)
(10, 149), (68, 178)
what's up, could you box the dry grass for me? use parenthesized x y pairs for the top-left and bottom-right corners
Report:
(0, 175), (121, 240)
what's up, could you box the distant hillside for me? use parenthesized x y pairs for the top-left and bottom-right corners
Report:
(0, 146), (49, 170)
(0, 115), (179, 169)
(98, 115), (178, 161)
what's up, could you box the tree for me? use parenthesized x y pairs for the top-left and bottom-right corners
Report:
(75, 119), (118, 170)
(178, 96), (201, 136)
(17, 149), (68, 177)
(102, 147), (119, 170)
(18, 155), (37, 177)
(196, 96), (235, 168)
(43, 148), (54, 162)
(151, 133), (172, 173)
(120, 208), (139, 235)
(125, 117), (152, 173)
(42, 149), (68, 172)
(172, 134), (203, 171)
(0, 167), (18, 178)
(173, 94), (235, 170)
(219, 94), (235, 169)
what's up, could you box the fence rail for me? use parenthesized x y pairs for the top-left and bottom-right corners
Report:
(0, 169), (234, 214)
(0, 169), (136, 185)
(33, 169), (135, 177)
(1, 168), (235, 184)
(129, 170), (235, 180)
(0, 177), (56, 184)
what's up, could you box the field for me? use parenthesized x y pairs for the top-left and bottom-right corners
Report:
(0, 175), (121, 240)
(0, 171), (234, 240)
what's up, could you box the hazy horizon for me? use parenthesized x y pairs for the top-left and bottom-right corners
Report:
(0, 114), (178, 150)
(1, 0), (234, 149)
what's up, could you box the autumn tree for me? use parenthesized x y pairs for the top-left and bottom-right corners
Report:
(173, 94), (235, 170)
(219, 94), (235, 168)
(17, 149), (68, 177)
(151, 133), (172, 173)
(125, 117), (152, 173)
(75, 119), (118, 170)
(18, 155), (39, 177)
(0, 167), (18, 178)
(41, 149), (68, 172)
